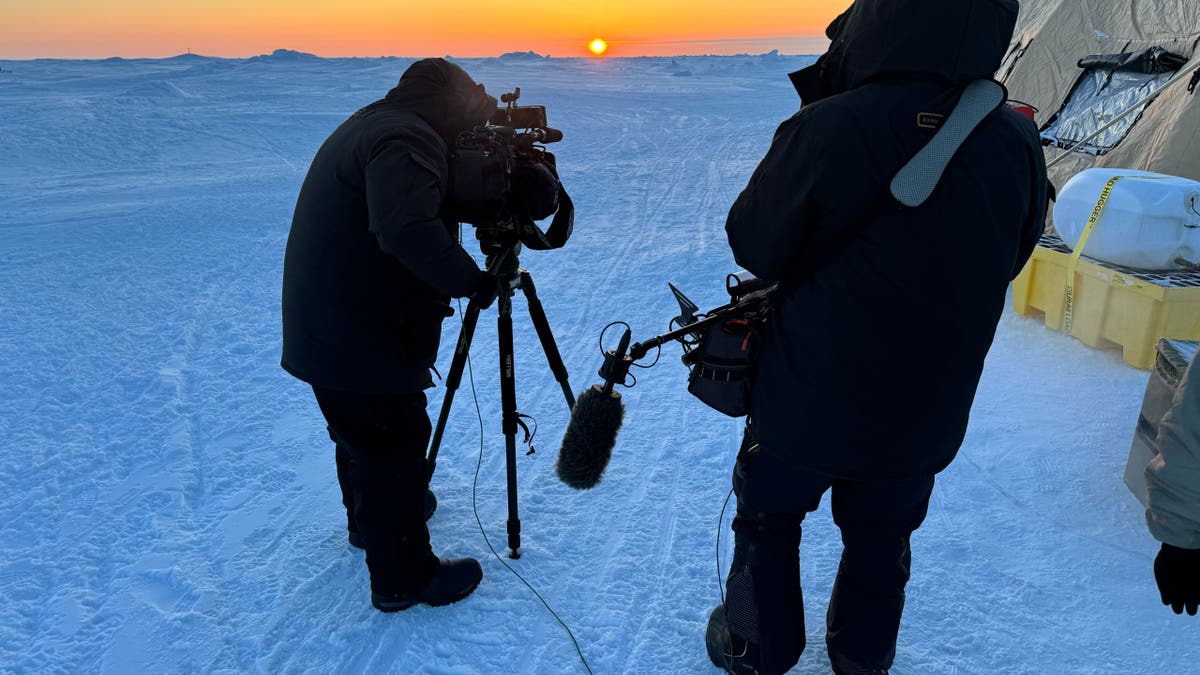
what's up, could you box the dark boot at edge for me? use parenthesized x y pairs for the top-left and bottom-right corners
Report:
(706, 604), (760, 674)
(371, 557), (483, 612)
(831, 658), (889, 675)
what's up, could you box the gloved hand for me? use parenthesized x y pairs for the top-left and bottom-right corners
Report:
(510, 160), (560, 221)
(1155, 543), (1200, 615)
(469, 272), (501, 310)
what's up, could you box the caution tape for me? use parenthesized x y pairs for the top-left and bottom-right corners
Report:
(1063, 177), (1121, 334)
(1063, 175), (1167, 335)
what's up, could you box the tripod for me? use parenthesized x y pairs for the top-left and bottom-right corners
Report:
(426, 236), (576, 559)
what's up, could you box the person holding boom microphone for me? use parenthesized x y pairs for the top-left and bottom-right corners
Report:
(282, 59), (502, 613)
(706, 1), (1048, 673)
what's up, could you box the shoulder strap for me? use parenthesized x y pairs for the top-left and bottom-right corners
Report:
(890, 79), (1007, 208)
(518, 184), (574, 251)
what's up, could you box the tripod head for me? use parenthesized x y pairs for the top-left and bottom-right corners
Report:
(475, 224), (525, 278)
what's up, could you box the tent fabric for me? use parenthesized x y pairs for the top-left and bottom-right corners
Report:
(1040, 57), (1180, 155)
(1000, 0), (1200, 202)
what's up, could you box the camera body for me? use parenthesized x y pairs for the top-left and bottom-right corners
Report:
(449, 88), (572, 251)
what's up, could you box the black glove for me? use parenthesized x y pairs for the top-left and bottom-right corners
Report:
(1155, 543), (1200, 615)
(469, 272), (501, 310)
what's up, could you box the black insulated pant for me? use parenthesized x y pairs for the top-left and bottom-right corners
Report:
(314, 386), (439, 596)
(724, 436), (935, 675)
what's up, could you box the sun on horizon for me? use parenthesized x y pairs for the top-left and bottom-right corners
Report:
(589, 38), (609, 56)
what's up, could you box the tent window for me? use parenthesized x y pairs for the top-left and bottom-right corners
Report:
(1041, 47), (1187, 155)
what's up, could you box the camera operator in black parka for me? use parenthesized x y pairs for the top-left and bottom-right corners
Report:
(705, 1), (1048, 673)
(281, 59), (502, 613)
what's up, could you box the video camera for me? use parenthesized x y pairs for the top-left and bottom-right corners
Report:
(449, 88), (573, 252)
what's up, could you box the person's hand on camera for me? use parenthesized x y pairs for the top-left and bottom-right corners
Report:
(1155, 543), (1200, 615)
(510, 161), (560, 221)
(469, 272), (501, 310)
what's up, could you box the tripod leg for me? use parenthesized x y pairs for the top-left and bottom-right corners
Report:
(519, 272), (577, 411)
(426, 301), (483, 481)
(497, 290), (523, 558)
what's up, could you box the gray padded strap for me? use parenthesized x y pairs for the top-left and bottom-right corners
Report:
(890, 79), (1007, 208)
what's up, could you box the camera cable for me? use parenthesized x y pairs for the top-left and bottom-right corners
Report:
(596, 321), (662, 390)
(458, 299), (595, 675)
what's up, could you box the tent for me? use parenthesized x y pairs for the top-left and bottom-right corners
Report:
(1000, 0), (1200, 195)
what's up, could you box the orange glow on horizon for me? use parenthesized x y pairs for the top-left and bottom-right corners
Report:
(0, 1), (848, 60)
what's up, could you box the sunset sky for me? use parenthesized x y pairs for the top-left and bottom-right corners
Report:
(2, 1), (847, 59)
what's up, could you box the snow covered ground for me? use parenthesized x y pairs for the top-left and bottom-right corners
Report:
(1, 52), (1194, 674)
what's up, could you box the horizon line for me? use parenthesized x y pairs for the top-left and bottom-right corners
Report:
(0, 35), (830, 62)
(0, 51), (824, 62)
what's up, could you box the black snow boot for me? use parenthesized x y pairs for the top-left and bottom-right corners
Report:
(371, 557), (483, 612)
(349, 489), (438, 549)
(706, 605), (761, 674)
(832, 666), (889, 675)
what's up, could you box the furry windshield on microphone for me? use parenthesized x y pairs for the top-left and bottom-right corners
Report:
(556, 385), (625, 489)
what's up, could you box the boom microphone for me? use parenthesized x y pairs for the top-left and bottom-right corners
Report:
(556, 276), (775, 490)
(556, 329), (630, 489)
(556, 386), (625, 489)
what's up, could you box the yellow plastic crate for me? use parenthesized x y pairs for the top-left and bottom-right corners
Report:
(1012, 236), (1200, 369)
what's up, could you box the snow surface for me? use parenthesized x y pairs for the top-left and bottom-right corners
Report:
(0, 54), (1194, 674)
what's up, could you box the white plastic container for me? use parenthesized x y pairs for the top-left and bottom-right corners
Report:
(1054, 168), (1200, 270)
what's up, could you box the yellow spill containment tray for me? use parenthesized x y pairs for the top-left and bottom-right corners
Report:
(1013, 235), (1200, 369)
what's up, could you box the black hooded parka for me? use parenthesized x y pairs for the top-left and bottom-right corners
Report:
(282, 59), (496, 394)
(727, 0), (1048, 481)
